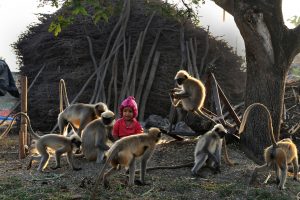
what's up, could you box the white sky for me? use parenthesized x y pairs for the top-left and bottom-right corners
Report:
(0, 0), (299, 72)
(0, 0), (57, 72)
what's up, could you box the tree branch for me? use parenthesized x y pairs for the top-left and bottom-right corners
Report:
(290, 24), (300, 58)
(212, 0), (235, 15)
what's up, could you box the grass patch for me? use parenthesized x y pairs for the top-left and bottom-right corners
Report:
(0, 137), (18, 149)
(199, 181), (294, 200)
(247, 188), (292, 200)
(166, 178), (194, 193)
(0, 176), (81, 200)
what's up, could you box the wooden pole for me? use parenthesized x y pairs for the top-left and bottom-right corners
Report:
(19, 76), (28, 159)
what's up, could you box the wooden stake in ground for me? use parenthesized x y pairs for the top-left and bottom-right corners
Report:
(19, 76), (28, 159)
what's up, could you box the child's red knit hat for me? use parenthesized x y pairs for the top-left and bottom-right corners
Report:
(119, 96), (138, 118)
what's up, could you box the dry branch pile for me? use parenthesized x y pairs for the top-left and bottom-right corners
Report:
(13, 0), (245, 132)
(282, 80), (300, 137)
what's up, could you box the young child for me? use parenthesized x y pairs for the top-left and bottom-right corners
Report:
(112, 96), (143, 140)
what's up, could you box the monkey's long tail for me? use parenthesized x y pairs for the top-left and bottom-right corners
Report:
(59, 79), (70, 113)
(0, 112), (40, 139)
(238, 103), (276, 145)
(223, 138), (236, 166)
(194, 109), (218, 125)
(135, 162), (194, 173)
(91, 143), (121, 200)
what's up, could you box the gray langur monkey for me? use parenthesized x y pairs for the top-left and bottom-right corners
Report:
(91, 127), (162, 199)
(169, 70), (216, 124)
(81, 110), (115, 163)
(0, 112), (82, 172)
(58, 102), (108, 137)
(191, 124), (228, 176)
(27, 133), (82, 172)
(239, 103), (299, 189)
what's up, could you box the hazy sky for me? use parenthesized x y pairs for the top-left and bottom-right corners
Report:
(0, 0), (57, 72)
(0, 0), (299, 72)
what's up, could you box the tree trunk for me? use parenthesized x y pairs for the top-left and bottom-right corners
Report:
(213, 0), (300, 164)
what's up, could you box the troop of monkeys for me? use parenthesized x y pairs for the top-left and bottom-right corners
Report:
(0, 69), (298, 196)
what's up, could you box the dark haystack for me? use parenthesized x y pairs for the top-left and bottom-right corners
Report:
(13, 0), (245, 132)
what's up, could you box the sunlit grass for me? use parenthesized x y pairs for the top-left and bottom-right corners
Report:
(0, 136), (18, 149)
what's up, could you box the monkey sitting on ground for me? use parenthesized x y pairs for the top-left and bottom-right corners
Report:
(91, 127), (162, 199)
(81, 110), (115, 163)
(191, 124), (228, 176)
(0, 112), (82, 172)
(239, 103), (299, 189)
(58, 102), (108, 137)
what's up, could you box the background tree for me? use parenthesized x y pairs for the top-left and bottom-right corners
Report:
(209, 0), (300, 163)
(43, 0), (300, 163)
(288, 15), (300, 27)
(154, 0), (300, 163)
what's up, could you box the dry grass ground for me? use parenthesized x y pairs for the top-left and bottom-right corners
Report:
(0, 133), (300, 200)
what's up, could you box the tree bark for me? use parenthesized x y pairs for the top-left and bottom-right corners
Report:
(214, 0), (300, 164)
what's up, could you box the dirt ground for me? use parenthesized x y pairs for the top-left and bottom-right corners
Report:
(0, 133), (300, 200)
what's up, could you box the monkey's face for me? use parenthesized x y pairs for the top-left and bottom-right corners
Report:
(148, 127), (162, 142)
(102, 117), (114, 125)
(213, 124), (227, 138)
(175, 70), (189, 86)
(71, 138), (82, 148)
(101, 111), (115, 125)
(175, 77), (186, 86)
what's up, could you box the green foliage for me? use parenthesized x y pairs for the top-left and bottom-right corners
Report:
(49, 15), (74, 36)
(287, 15), (300, 27)
(45, 0), (114, 36)
(145, 0), (205, 25)
(45, 0), (206, 36)
(290, 65), (300, 76)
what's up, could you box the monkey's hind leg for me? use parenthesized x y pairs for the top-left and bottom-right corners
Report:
(275, 164), (280, 185)
(66, 151), (82, 171)
(292, 158), (299, 181)
(27, 155), (41, 170)
(206, 151), (221, 173)
(128, 157), (136, 186)
(249, 164), (269, 185)
(136, 148), (152, 186)
(278, 162), (287, 190)
(191, 153), (208, 176)
(37, 153), (50, 172)
(103, 167), (119, 188)
(51, 147), (66, 170)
